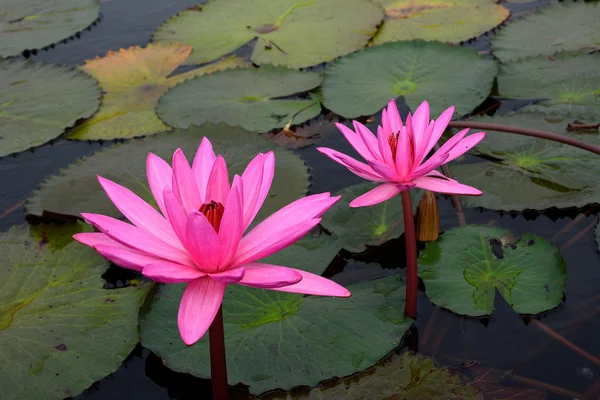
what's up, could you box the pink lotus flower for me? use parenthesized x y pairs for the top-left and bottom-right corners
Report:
(74, 138), (350, 345)
(317, 99), (485, 207)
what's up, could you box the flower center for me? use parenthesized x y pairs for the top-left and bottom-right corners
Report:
(199, 201), (225, 232)
(388, 133), (399, 159)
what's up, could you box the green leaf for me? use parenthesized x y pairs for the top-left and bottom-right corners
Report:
(29, 221), (92, 251)
(450, 112), (600, 211)
(491, 2), (600, 62)
(372, 0), (509, 45)
(152, 0), (383, 68)
(497, 53), (600, 120)
(321, 182), (422, 253)
(26, 123), (310, 224)
(66, 44), (249, 140)
(0, 225), (152, 400)
(321, 41), (498, 118)
(156, 66), (322, 133)
(419, 225), (566, 317)
(262, 352), (484, 399)
(0, 59), (101, 157)
(0, 0), (100, 58)
(140, 274), (412, 395)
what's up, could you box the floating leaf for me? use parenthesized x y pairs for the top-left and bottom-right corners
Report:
(451, 112), (600, 211)
(0, 225), (151, 400)
(141, 274), (412, 395)
(372, 0), (509, 45)
(26, 124), (310, 224)
(156, 66), (322, 133)
(66, 44), (249, 140)
(321, 182), (422, 253)
(263, 352), (483, 399)
(152, 0), (383, 68)
(0, 0), (100, 58)
(497, 53), (600, 121)
(491, 2), (600, 62)
(419, 225), (566, 317)
(30, 221), (92, 251)
(321, 41), (498, 118)
(0, 59), (101, 157)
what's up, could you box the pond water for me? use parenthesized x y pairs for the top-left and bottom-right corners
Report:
(1, 0), (599, 399)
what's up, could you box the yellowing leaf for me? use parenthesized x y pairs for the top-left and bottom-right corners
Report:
(67, 43), (248, 140)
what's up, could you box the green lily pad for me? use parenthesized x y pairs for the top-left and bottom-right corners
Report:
(263, 352), (483, 399)
(140, 274), (412, 395)
(0, 59), (101, 157)
(491, 2), (600, 63)
(0, 225), (152, 400)
(450, 112), (600, 211)
(26, 123), (310, 224)
(419, 225), (566, 317)
(0, 0), (100, 58)
(321, 41), (498, 119)
(497, 53), (600, 120)
(152, 0), (383, 68)
(372, 0), (509, 46)
(67, 44), (249, 140)
(156, 66), (322, 133)
(321, 182), (422, 253)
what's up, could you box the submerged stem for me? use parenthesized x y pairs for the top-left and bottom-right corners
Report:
(401, 191), (418, 318)
(447, 121), (600, 156)
(209, 306), (229, 400)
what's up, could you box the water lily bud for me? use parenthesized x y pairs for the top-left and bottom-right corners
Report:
(416, 190), (439, 242)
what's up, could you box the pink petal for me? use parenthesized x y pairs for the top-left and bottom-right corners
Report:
(412, 101), (431, 140)
(74, 232), (160, 271)
(172, 149), (202, 215)
(381, 108), (392, 137)
(178, 277), (226, 346)
(410, 152), (449, 178)
(432, 128), (470, 158)
(386, 99), (403, 134)
(163, 189), (189, 248)
(422, 105), (455, 161)
(369, 160), (398, 181)
(143, 261), (206, 283)
(413, 176), (482, 196)
(218, 175), (244, 268)
(146, 153), (172, 217)
(349, 183), (402, 208)
(186, 211), (220, 272)
(97, 176), (182, 250)
(205, 156), (230, 205)
(439, 132), (486, 164)
(240, 152), (275, 230)
(335, 122), (375, 161)
(81, 213), (193, 266)
(317, 147), (385, 182)
(238, 263), (302, 288)
(191, 137), (217, 202)
(233, 219), (322, 267)
(209, 267), (245, 284)
(94, 244), (161, 271)
(353, 121), (382, 160)
(266, 267), (351, 297)
(377, 125), (394, 166)
(394, 124), (412, 178)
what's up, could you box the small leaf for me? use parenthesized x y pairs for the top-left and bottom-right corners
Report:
(419, 225), (567, 317)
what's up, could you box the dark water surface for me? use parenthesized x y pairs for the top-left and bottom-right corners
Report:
(2, 0), (599, 399)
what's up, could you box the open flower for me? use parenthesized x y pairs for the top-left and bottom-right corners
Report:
(74, 138), (350, 345)
(317, 99), (485, 208)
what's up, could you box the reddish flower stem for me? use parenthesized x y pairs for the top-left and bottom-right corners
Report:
(447, 121), (600, 156)
(401, 191), (418, 318)
(209, 306), (229, 400)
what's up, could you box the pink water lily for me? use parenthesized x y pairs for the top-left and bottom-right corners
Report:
(317, 99), (486, 207)
(74, 138), (350, 345)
